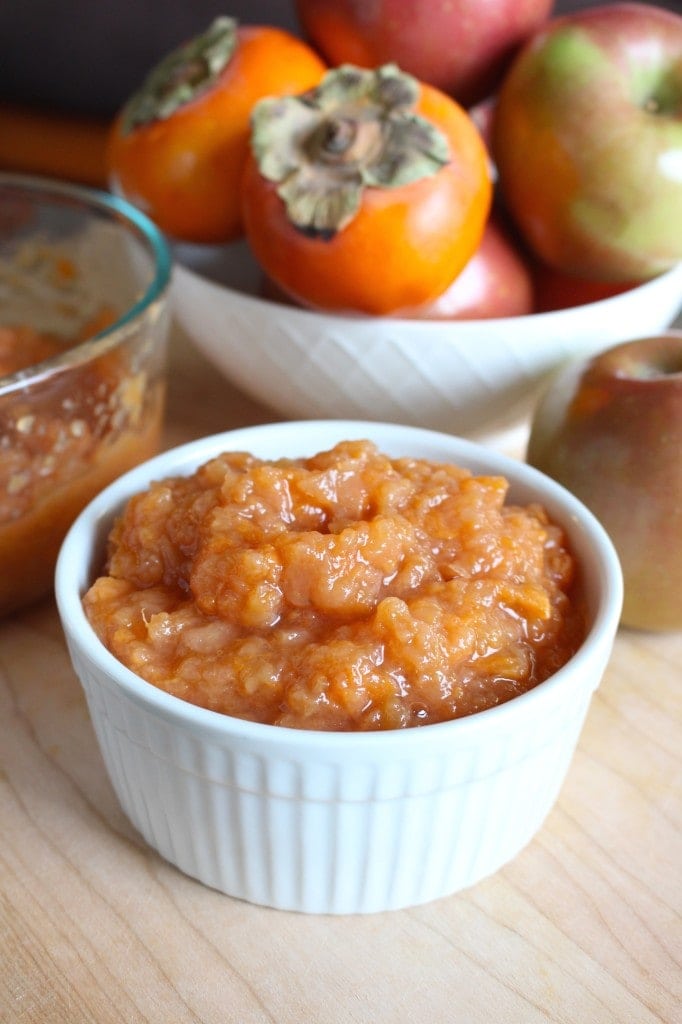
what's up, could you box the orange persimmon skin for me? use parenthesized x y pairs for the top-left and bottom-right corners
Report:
(240, 82), (493, 315)
(107, 27), (326, 243)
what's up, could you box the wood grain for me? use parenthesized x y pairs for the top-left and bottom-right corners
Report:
(1, 325), (680, 1024)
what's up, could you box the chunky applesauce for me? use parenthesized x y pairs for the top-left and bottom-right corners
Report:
(84, 441), (585, 730)
(0, 320), (164, 616)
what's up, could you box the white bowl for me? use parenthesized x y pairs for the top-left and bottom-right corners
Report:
(171, 242), (682, 437)
(55, 420), (623, 914)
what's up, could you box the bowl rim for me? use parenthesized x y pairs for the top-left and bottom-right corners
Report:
(172, 241), (682, 333)
(55, 420), (624, 753)
(0, 171), (172, 394)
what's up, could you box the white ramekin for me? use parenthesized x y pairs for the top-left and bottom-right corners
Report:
(55, 421), (623, 914)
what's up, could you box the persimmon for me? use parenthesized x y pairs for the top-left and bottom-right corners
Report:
(397, 218), (535, 321)
(0, 105), (109, 187)
(107, 16), (326, 243)
(240, 64), (492, 315)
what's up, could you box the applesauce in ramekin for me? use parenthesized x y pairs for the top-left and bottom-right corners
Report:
(83, 439), (585, 730)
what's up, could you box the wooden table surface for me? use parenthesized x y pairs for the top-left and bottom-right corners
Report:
(1, 323), (680, 1024)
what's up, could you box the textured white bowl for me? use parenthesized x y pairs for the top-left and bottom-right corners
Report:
(171, 242), (682, 437)
(55, 420), (623, 914)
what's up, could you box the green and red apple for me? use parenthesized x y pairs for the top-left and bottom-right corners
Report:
(493, 2), (682, 282)
(527, 333), (682, 631)
(295, 0), (555, 107)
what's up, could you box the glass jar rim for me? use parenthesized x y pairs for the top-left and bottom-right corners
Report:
(0, 172), (172, 396)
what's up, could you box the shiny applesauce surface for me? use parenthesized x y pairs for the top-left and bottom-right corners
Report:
(84, 440), (585, 730)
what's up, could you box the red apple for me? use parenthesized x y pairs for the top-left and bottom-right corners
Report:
(533, 263), (636, 312)
(492, 2), (682, 282)
(527, 333), (682, 631)
(294, 0), (554, 108)
(397, 218), (535, 320)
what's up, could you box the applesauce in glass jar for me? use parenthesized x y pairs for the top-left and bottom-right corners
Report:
(0, 174), (171, 616)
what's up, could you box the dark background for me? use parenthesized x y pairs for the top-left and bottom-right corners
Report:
(1, 0), (679, 118)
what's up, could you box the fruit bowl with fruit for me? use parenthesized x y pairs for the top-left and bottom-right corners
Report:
(171, 239), (682, 438)
(109, 4), (682, 438)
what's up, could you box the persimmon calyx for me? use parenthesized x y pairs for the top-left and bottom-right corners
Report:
(250, 64), (450, 236)
(120, 16), (238, 134)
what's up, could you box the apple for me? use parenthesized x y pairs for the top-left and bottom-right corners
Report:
(397, 217), (535, 320)
(492, 2), (682, 282)
(527, 333), (682, 631)
(294, 0), (555, 108)
(533, 262), (636, 312)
